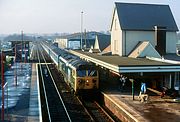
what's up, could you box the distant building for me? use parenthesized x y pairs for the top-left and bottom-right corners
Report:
(110, 3), (179, 57)
(55, 31), (102, 50)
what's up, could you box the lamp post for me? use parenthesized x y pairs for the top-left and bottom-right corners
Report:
(81, 11), (83, 49)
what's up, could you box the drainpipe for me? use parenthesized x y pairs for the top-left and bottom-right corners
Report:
(124, 30), (126, 56)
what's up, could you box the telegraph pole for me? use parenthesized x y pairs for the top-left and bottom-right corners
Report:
(21, 31), (23, 62)
(84, 29), (87, 49)
(81, 11), (83, 49)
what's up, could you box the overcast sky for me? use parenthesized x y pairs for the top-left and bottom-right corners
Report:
(0, 0), (179, 34)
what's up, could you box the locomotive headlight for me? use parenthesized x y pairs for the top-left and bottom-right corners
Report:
(86, 80), (89, 83)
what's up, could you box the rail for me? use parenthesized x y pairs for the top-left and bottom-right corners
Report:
(37, 44), (51, 121)
(38, 43), (72, 122)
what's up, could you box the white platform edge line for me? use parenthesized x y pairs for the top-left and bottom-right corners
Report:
(36, 63), (42, 122)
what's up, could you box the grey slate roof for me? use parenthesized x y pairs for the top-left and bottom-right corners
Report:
(115, 2), (178, 31)
(96, 34), (110, 51)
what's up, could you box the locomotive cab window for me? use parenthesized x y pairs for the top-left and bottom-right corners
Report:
(77, 70), (86, 77)
(72, 70), (76, 77)
(88, 70), (97, 76)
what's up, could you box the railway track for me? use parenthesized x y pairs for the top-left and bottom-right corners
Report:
(40, 43), (118, 122)
(78, 97), (116, 122)
(37, 43), (72, 122)
(47, 63), (94, 121)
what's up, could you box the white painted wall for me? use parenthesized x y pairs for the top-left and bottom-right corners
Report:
(55, 38), (67, 49)
(111, 9), (122, 56)
(94, 36), (99, 49)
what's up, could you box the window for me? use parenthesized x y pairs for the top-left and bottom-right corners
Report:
(88, 70), (97, 76)
(77, 70), (86, 77)
(72, 70), (75, 77)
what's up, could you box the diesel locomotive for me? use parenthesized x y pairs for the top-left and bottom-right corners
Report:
(42, 42), (99, 95)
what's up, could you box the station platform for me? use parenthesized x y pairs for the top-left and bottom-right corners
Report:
(100, 87), (180, 122)
(0, 63), (41, 122)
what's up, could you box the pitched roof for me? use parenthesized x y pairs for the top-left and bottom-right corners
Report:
(95, 34), (111, 51)
(115, 2), (178, 31)
(128, 41), (161, 58)
(102, 44), (111, 52)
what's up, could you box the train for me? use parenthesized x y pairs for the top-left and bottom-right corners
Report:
(41, 41), (99, 95)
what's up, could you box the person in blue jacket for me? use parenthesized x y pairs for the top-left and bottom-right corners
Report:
(139, 82), (149, 102)
(141, 82), (146, 94)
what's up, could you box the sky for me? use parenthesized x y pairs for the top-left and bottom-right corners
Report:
(0, 0), (179, 34)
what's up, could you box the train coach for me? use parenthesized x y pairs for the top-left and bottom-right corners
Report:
(42, 42), (99, 95)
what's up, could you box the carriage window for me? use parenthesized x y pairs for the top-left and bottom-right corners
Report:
(77, 70), (86, 77)
(88, 70), (97, 76)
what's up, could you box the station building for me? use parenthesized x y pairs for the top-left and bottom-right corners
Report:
(70, 2), (180, 94)
(54, 32), (102, 50)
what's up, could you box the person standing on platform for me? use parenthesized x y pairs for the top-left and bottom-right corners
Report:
(139, 82), (148, 102)
(141, 82), (147, 94)
(119, 75), (127, 92)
